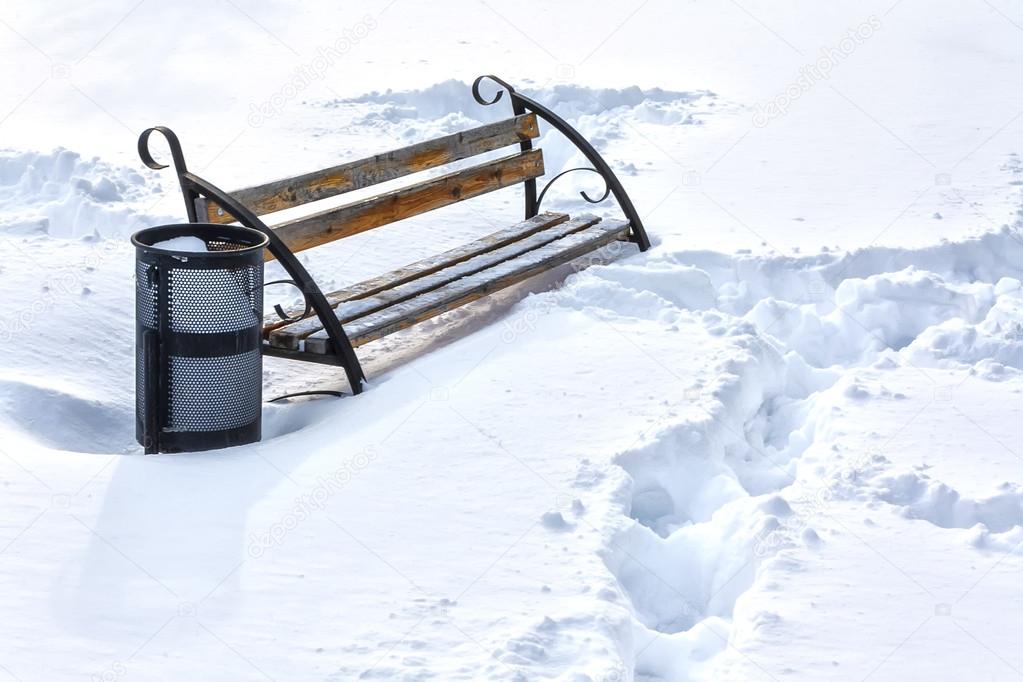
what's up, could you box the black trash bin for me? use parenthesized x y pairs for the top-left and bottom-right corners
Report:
(133, 223), (269, 454)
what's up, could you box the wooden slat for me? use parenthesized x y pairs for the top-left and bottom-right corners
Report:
(265, 149), (545, 257)
(264, 211), (570, 338)
(303, 219), (632, 353)
(268, 214), (601, 350)
(204, 114), (540, 223)
(324, 213), (568, 308)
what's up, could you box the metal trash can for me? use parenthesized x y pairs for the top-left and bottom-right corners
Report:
(133, 223), (269, 454)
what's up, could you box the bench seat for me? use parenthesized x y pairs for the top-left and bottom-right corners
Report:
(264, 212), (630, 355)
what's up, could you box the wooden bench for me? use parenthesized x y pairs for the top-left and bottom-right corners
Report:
(137, 75), (650, 394)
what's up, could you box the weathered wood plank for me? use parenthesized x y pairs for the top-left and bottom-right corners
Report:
(303, 220), (632, 353)
(323, 213), (568, 308)
(263, 211), (570, 338)
(267, 214), (601, 349)
(204, 114), (540, 223)
(265, 149), (545, 257)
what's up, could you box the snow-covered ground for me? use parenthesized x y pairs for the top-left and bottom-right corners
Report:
(3, 1), (1023, 679)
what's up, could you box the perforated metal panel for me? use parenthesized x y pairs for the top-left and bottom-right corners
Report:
(135, 342), (146, 424)
(167, 350), (261, 431)
(136, 260), (157, 329)
(168, 267), (262, 333)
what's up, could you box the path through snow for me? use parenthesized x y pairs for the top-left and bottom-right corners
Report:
(522, 228), (1023, 680)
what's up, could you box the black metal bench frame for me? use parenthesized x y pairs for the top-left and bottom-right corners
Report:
(138, 75), (650, 395)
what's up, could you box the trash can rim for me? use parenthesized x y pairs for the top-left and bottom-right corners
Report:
(132, 223), (269, 258)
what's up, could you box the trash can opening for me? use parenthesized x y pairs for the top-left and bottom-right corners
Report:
(132, 223), (269, 255)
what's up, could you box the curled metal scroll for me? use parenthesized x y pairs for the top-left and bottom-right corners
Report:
(263, 279), (312, 323)
(472, 74), (517, 107)
(536, 167), (611, 213)
(138, 126), (188, 173)
(138, 126), (198, 222)
(470, 74), (651, 251)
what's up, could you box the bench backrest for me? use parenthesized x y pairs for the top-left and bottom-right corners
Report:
(198, 114), (543, 258)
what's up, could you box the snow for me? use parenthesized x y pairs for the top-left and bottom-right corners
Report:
(0, 149), (157, 237)
(2, 0), (1023, 680)
(149, 236), (209, 253)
